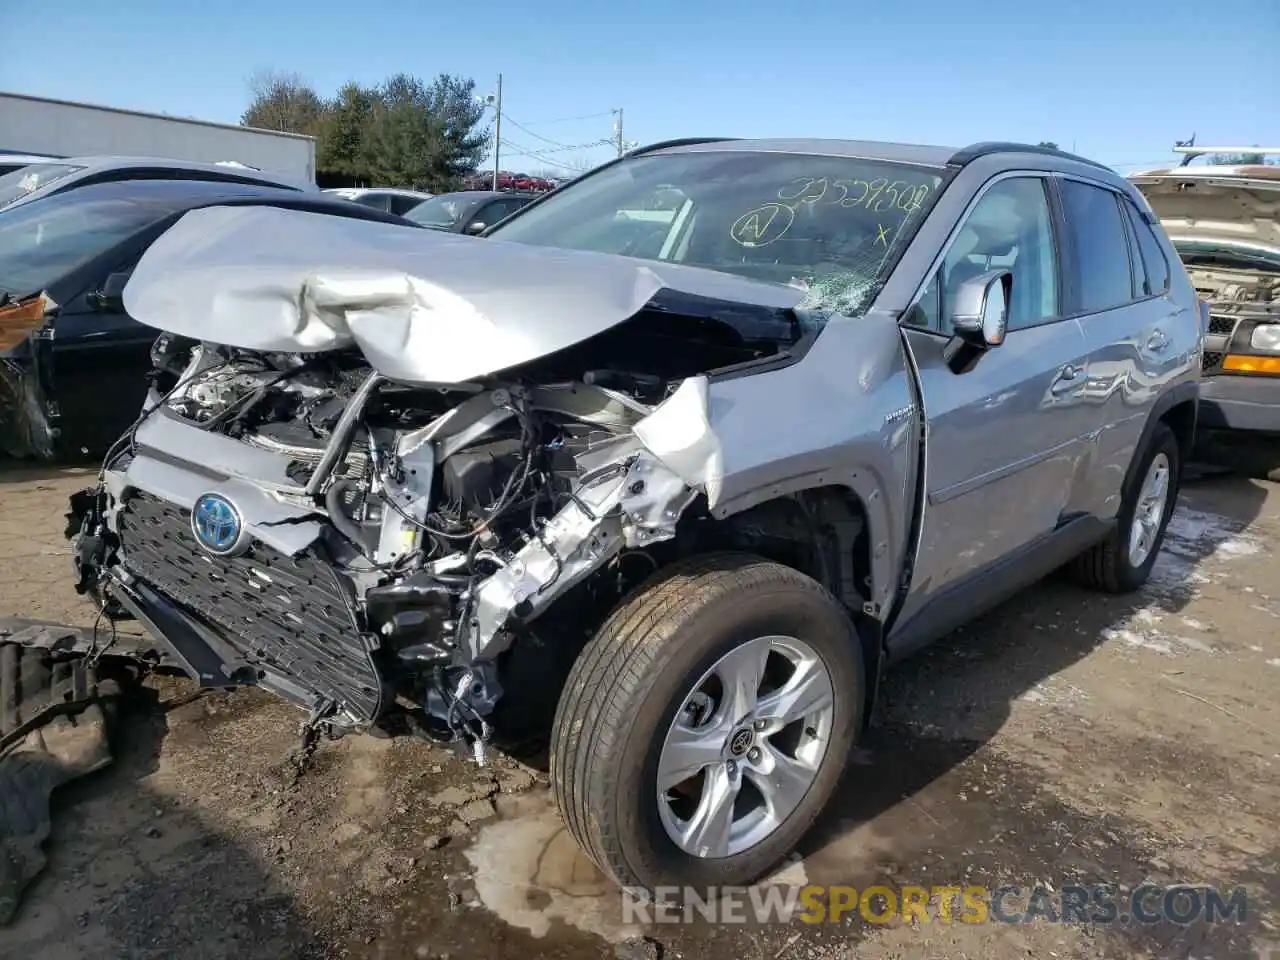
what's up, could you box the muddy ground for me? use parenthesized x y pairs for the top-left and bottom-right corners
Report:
(0, 462), (1277, 960)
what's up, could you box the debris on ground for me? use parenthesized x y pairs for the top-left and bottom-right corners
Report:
(456, 798), (496, 826)
(615, 935), (663, 960)
(0, 643), (121, 925)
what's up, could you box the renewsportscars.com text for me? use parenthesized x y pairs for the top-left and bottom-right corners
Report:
(621, 883), (1249, 926)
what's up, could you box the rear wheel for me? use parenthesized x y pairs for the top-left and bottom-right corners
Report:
(1071, 421), (1181, 593)
(550, 552), (863, 892)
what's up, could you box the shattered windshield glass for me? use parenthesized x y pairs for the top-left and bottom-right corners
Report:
(0, 163), (86, 208)
(488, 150), (948, 316)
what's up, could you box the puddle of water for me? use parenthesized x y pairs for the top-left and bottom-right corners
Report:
(463, 791), (812, 944)
(463, 791), (636, 943)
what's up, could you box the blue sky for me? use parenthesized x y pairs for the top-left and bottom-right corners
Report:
(2, 0), (1277, 175)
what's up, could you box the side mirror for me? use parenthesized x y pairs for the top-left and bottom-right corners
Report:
(463, 220), (487, 236)
(950, 270), (1012, 348)
(89, 270), (131, 313)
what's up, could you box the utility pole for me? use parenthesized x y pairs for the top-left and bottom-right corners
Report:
(491, 73), (503, 191)
(613, 108), (624, 158)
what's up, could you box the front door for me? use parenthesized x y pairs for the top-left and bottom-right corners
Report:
(893, 174), (1096, 632)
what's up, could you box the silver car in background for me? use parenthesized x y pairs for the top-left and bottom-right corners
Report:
(0, 155), (316, 210)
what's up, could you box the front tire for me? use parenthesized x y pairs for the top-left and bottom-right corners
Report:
(550, 552), (863, 892)
(1070, 421), (1181, 593)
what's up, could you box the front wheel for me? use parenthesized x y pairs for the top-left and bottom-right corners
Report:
(550, 552), (863, 892)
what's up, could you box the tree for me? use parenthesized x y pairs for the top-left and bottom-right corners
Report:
(361, 73), (489, 191)
(1037, 141), (1060, 150)
(319, 83), (377, 182)
(241, 70), (326, 136)
(241, 70), (490, 189)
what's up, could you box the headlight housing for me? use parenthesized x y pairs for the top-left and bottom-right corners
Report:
(1250, 324), (1280, 353)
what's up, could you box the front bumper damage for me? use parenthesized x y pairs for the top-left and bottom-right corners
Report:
(61, 375), (716, 751)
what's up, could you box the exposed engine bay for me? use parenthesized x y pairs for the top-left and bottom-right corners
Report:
(69, 339), (685, 751)
(68, 308), (866, 762)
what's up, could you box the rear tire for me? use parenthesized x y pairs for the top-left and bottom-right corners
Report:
(1070, 421), (1181, 593)
(550, 552), (863, 892)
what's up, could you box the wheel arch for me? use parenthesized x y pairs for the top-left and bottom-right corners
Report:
(674, 483), (886, 731)
(1129, 381), (1197, 498)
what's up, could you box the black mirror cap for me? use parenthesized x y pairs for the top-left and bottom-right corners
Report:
(951, 269), (1012, 348)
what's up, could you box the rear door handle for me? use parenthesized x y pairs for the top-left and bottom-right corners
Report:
(1146, 329), (1171, 353)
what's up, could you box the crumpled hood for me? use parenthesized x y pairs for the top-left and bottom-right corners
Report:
(123, 205), (805, 384)
(1129, 169), (1280, 257)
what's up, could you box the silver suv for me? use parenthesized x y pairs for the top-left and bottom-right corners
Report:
(40, 138), (1200, 894)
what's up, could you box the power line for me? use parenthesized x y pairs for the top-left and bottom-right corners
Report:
(503, 137), (611, 157)
(501, 112), (580, 150)
(516, 110), (614, 125)
(500, 137), (606, 172)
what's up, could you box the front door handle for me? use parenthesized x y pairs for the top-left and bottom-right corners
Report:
(1146, 329), (1171, 353)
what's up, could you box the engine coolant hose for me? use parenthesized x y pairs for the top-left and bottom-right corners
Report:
(325, 479), (369, 550)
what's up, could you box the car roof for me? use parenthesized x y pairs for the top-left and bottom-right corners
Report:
(439, 190), (539, 200)
(325, 187), (434, 198)
(22, 155), (309, 188)
(49, 154), (269, 172)
(639, 137), (1111, 173)
(19, 177), (408, 216)
(0, 153), (60, 165)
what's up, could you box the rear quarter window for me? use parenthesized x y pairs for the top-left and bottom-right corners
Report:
(1122, 199), (1171, 296)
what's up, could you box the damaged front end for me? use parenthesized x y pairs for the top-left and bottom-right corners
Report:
(63, 206), (825, 760)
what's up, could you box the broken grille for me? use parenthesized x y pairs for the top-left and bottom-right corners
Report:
(117, 493), (382, 722)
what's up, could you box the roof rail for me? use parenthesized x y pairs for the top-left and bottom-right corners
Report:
(948, 141), (1111, 171)
(1173, 145), (1280, 166)
(627, 137), (741, 157)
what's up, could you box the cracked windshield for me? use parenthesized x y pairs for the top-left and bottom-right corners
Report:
(492, 151), (945, 317)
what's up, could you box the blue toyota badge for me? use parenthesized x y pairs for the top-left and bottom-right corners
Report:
(190, 493), (247, 556)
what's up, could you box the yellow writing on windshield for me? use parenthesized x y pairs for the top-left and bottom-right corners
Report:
(729, 202), (796, 247)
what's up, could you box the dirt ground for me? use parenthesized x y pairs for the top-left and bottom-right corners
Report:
(0, 462), (1277, 960)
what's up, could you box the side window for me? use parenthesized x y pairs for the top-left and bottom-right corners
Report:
(1059, 180), (1133, 312)
(355, 194), (391, 212)
(388, 195), (422, 215)
(1122, 199), (1170, 296)
(476, 199), (520, 227)
(907, 177), (1059, 332)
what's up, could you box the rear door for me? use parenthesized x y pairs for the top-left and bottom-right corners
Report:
(1064, 177), (1186, 519)
(894, 173), (1095, 630)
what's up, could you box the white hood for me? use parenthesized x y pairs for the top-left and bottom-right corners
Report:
(1129, 169), (1280, 256)
(123, 205), (805, 384)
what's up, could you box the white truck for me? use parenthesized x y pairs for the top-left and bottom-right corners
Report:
(0, 91), (316, 184)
